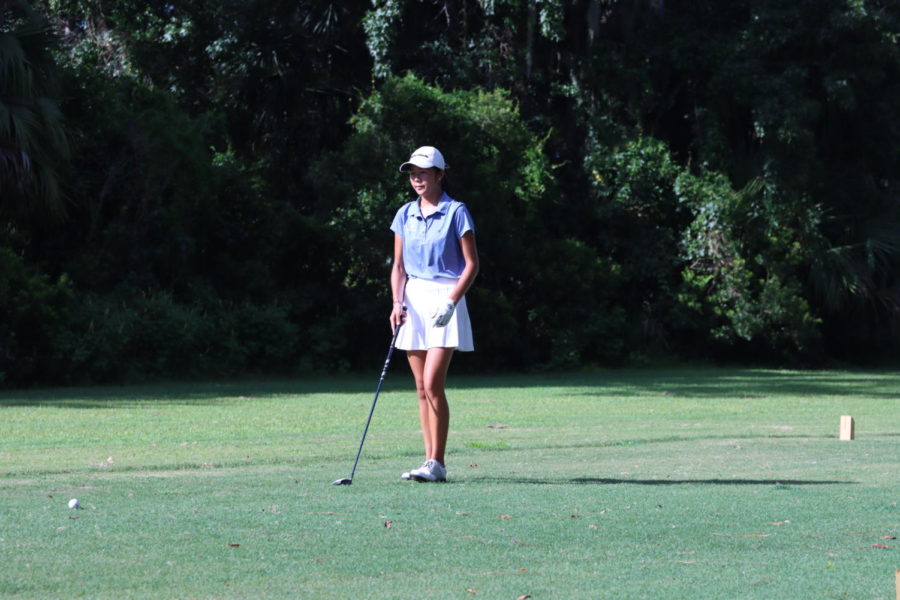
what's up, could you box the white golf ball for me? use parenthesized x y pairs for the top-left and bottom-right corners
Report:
(68, 498), (80, 509)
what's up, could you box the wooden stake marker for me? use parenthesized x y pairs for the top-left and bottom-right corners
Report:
(839, 415), (855, 441)
(895, 569), (899, 600)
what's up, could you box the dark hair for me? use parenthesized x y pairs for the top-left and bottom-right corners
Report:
(438, 167), (451, 194)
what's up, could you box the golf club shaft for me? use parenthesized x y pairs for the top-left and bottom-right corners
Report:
(346, 323), (403, 481)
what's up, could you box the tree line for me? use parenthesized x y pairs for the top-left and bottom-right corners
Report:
(1, 0), (899, 385)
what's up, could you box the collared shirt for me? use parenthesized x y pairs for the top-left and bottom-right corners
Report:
(390, 193), (475, 280)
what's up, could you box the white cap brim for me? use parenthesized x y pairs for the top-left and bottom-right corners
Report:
(398, 146), (447, 171)
(399, 157), (435, 171)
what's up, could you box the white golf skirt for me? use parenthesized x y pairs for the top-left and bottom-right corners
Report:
(397, 277), (474, 352)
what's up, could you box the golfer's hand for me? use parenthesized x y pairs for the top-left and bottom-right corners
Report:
(432, 299), (456, 327)
(390, 304), (406, 332)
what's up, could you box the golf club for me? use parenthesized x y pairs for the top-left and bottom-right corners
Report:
(332, 317), (404, 485)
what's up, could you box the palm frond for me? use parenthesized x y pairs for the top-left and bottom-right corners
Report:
(811, 198), (900, 315)
(0, 2), (67, 217)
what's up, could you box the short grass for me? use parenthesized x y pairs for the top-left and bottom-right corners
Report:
(1, 368), (898, 599)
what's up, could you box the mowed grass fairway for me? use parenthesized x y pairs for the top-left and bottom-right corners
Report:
(1, 369), (898, 599)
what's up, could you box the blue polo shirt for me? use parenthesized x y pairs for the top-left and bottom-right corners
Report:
(391, 193), (475, 280)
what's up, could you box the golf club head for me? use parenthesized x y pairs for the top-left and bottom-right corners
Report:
(332, 478), (352, 486)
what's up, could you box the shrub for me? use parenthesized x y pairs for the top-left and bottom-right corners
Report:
(54, 291), (302, 384)
(0, 248), (74, 385)
(675, 171), (823, 362)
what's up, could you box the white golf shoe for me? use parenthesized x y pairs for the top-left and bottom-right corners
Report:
(401, 461), (427, 481)
(409, 459), (446, 482)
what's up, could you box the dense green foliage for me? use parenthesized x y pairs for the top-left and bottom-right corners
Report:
(1, 0), (899, 384)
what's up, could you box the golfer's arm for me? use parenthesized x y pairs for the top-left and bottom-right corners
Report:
(450, 231), (479, 305)
(391, 234), (408, 305)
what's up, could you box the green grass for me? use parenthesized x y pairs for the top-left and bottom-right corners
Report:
(1, 368), (898, 599)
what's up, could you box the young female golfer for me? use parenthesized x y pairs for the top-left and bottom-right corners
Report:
(389, 146), (479, 482)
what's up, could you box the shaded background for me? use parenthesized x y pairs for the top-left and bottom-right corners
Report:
(1, 0), (899, 385)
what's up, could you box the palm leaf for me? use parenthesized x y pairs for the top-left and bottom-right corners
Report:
(0, 3), (67, 217)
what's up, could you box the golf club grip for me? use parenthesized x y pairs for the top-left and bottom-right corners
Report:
(390, 306), (406, 347)
(381, 322), (402, 374)
(380, 304), (406, 369)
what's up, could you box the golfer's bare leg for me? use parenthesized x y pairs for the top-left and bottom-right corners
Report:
(406, 351), (433, 459)
(422, 347), (453, 464)
(407, 348), (454, 464)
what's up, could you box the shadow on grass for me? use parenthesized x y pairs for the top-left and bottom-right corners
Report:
(0, 378), (381, 408)
(462, 476), (857, 486)
(2, 366), (898, 407)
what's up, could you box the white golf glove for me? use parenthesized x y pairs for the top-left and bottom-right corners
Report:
(432, 299), (456, 327)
